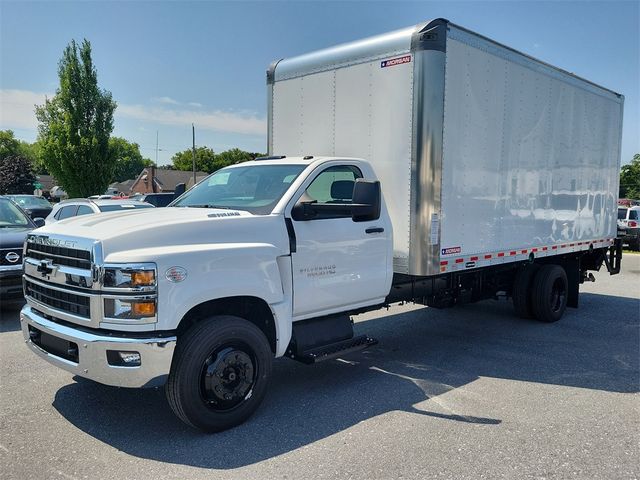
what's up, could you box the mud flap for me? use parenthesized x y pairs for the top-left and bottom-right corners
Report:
(603, 238), (622, 275)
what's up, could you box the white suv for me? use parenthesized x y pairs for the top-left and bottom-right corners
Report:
(617, 205), (640, 251)
(46, 199), (154, 224)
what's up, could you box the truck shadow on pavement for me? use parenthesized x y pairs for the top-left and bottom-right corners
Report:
(52, 292), (639, 469)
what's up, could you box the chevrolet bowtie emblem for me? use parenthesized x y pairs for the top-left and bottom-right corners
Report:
(37, 260), (56, 277)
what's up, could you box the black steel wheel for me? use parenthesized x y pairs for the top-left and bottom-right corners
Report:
(201, 345), (256, 411)
(166, 315), (272, 432)
(531, 264), (568, 323)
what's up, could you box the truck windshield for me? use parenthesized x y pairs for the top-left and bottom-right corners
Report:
(171, 164), (306, 214)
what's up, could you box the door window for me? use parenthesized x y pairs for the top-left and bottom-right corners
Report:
(303, 165), (362, 219)
(56, 205), (78, 220)
(76, 205), (95, 216)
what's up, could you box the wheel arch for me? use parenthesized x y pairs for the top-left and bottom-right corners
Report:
(177, 296), (278, 354)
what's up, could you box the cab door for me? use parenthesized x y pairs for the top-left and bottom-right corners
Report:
(288, 164), (391, 319)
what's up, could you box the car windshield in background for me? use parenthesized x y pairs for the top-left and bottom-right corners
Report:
(7, 195), (51, 209)
(98, 204), (155, 213)
(171, 164), (307, 214)
(0, 198), (32, 227)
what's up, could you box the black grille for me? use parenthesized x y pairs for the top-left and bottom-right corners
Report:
(25, 280), (90, 317)
(26, 243), (91, 269)
(0, 248), (22, 266)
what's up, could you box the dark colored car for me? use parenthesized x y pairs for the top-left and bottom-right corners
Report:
(6, 195), (53, 220)
(131, 193), (176, 207)
(0, 197), (45, 303)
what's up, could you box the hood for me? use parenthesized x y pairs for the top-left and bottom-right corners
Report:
(0, 226), (33, 248)
(39, 207), (289, 259)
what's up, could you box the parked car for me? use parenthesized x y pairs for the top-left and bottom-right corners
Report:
(130, 193), (175, 207)
(45, 198), (154, 224)
(617, 205), (640, 250)
(0, 197), (45, 303)
(5, 195), (53, 220)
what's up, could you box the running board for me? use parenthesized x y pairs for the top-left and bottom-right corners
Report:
(291, 335), (378, 364)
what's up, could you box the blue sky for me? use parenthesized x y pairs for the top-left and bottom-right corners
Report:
(1, 0), (638, 166)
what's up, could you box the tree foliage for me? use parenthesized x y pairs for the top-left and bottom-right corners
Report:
(109, 137), (152, 182)
(35, 39), (116, 197)
(172, 146), (217, 172)
(0, 155), (37, 194)
(171, 147), (263, 173)
(620, 153), (640, 200)
(0, 130), (46, 172)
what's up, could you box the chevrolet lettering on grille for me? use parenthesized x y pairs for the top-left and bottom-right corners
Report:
(28, 235), (78, 249)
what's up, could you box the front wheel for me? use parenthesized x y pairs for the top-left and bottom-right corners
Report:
(166, 315), (273, 432)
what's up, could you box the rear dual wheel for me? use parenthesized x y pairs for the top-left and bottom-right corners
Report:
(513, 264), (568, 323)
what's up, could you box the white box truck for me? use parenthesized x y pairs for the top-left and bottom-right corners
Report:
(20, 18), (623, 432)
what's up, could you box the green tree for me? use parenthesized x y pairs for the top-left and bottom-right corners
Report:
(0, 130), (47, 174)
(109, 137), (152, 182)
(0, 155), (37, 194)
(171, 147), (263, 174)
(171, 146), (217, 173)
(35, 39), (116, 197)
(0, 130), (21, 159)
(620, 154), (640, 200)
(214, 148), (262, 168)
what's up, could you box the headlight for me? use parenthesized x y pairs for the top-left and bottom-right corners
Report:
(103, 264), (156, 289)
(104, 297), (157, 322)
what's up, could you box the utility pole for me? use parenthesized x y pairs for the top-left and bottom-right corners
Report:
(155, 131), (159, 166)
(192, 123), (196, 185)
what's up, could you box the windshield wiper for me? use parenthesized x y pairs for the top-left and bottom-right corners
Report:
(183, 204), (236, 210)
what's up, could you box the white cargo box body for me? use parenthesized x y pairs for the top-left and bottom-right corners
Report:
(268, 18), (624, 276)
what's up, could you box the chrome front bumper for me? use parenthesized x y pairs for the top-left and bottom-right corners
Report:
(20, 305), (176, 388)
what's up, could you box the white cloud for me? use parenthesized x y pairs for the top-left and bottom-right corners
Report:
(0, 89), (52, 130)
(153, 97), (203, 109)
(152, 96), (180, 105)
(117, 103), (266, 136)
(0, 89), (266, 137)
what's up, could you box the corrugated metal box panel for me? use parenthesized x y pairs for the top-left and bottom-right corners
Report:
(440, 26), (623, 258)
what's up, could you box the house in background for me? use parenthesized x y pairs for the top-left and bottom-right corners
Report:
(130, 166), (208, 194)
(107, 179), (136, 196)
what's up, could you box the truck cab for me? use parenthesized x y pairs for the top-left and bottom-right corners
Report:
(21, 156), (391, 431)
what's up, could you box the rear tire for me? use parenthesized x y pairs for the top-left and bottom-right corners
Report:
(166, 315), (272, 432)
(512, 264), (539, 319)
(531, 264), (568, 323)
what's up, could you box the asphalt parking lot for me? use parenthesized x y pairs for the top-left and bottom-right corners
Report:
(1, 254), (638, 480)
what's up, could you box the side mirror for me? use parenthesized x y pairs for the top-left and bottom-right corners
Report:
(291, 193), (319, 221)
(351, 180), (381, 222)
(291, 180), (381, 222)
(173, 183), (186, 199)
(33, 218), (46, 228)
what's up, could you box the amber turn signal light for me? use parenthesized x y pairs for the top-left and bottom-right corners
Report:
(131, 271), (155, 286)
(132, 301), (156, 317)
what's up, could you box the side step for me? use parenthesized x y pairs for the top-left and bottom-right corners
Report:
(291, 335), (378, 364)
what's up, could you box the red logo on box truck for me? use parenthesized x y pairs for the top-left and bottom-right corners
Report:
(381, 55), (412, 68)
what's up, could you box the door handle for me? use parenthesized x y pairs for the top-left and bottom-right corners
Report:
(365, 227), (384, 234)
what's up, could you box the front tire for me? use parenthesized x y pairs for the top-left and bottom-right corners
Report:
(166, 315), (272, 432)
(531, 264), (568, 323)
